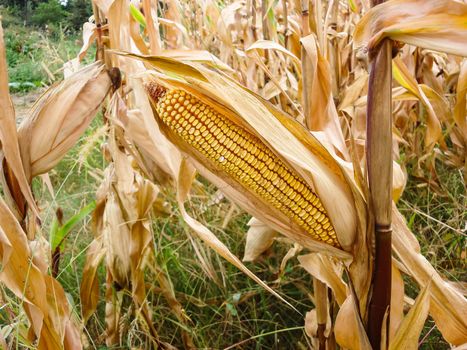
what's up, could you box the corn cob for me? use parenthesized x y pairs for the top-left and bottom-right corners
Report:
(148, 85), (340, 247)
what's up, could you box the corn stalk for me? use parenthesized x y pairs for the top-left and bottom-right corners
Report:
(366, 36), (393, 350)
(365, 0), (394, 347)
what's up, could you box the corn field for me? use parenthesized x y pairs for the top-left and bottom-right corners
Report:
(0, 0), (466, 348)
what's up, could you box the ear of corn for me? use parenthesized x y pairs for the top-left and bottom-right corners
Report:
(147, 85), (340, 247)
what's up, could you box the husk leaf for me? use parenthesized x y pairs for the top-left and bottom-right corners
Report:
(18, 61), (111, 178)
(354, 0), (467, 57)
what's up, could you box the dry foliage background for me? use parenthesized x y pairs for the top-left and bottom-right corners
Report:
(0, 0), (466, 349)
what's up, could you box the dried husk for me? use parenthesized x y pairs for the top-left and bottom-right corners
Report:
(453, 60), (467, 149)
(0, 199), (82, 349)
(393, 56), (444, 148)
(126, 54), (372, 318)
(117, 77), (181, 182)
(17, 61), (111, 178)
(243, 217), (278, 262)
(137, 57), (363, 255)
(334, 293), (372, 350)
(80, 95), (157, 321)
(300, 34), (348, 159)
(354, 0), (467, 57)
(0, 21), (38, 216)
(298, 253), (347, 306)
(388, 283), (430, 350)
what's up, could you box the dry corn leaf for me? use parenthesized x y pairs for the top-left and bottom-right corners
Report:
(108, 0), (136, 70)
(392, 162), (407, 202)
(130, 12), (150, 55)
(80, 171), (109, 323)
(158, 50), (235, 72)
(392, 206), (467, 345)
(354, 0), (467, 57)
(304, 308), (331, 343)
(338, 72), (369, 111)
(105, 101), (159, 296)
(18, 61), (111, 178)
(114, 51), (207, 81)
(82, 97), (163, 344)
(80, 237), (105, 323)
(419, 84), (449, 123)
(141, 0), (161, 54)
(0, 21), (38, 216)
(454, 60), (467, 144)
(390, 262), (404, 341)
(393, 57), (443, 148)
(389, 283), (430, 350)
(334, 293), (372, 350)
(279, 243), (302, 276)
(118, 78), (181, 182)
(300, 34), (348, 159)
(78, 22), (97, 61)
(246, 39), (301, 66)
(104, 191), (132, 288)
(298, 253), (347, 306)
(0, 199), (81, 349)
(243, 217), (278, 262)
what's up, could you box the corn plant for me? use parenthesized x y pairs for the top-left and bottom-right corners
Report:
(0, 0), (466, 349)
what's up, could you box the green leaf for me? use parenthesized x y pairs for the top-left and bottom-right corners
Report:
(50, 201), (96, 251)
(130, 3), (146, 28)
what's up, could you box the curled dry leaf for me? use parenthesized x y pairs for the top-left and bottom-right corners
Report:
(81, 94), (159, 335)
(300, 34), (348, 159)
(393, 57), (443, 148)
(334, 293), (372, 350)
(453, 60), (467, 146)
(0, 21), (38, 216)
(390, 262), (405, 341)
(388, 283), (430, 350)
(279, 243), (302, 275)
(246, 39), (301, 66)
(78, 22), (97, 62)
(298, 253), (347, 306)
(354, 0), (467, 57)
(18, 61), (111, 178)
(304, 308), (331, 342)
(243, 217), (278, 262)
(119, 77), (181, 182)
(80, 237), (105, 323)
(0, 199), (81, 349)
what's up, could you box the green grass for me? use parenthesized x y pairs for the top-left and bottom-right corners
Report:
(2, 18), (88, 92)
